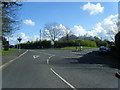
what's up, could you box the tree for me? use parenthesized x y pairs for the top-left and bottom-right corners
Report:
(2, 2), (22, 37)
(1, 2), (22, 50)
(94, 36), (102, 47)
(62, 26), (72, 41)
(115, 32), (120, 58)
(59, 34), (77, 41)
(107, 21), (119, 41)
(43, 23), (64, 43)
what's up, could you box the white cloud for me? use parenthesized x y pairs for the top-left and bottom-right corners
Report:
(45, 24), (70, 36)
(9, 14), (118, 44)
(55, 24), (70, 35)
(33, 36), (40, 41)
(23, 19), (35, 26)
(44, 30), (50, 35)
(19, 33), (29, 41)
(9, 33), (40, 45)
(71, 14), (118, 41)
(81, 2), (104, 15)
(19, 33), (40, 42)
(71, 25), (86, 36)
(87, 14), (118, 41)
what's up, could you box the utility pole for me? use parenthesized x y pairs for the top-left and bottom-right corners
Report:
(39, 29), (42, 48)
(40, 29), (42, 41)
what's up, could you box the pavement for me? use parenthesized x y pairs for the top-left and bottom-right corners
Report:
(2, 49), (120, 89)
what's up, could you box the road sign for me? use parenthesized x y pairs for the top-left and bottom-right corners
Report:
(17, 37), (22, 42)
(51, 41), (54, 45)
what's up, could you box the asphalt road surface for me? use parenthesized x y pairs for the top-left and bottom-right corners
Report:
(2, 49), (119, 89)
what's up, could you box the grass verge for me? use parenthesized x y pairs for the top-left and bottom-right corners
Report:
(2, 48), (18, 56)
(58, 46), (98, 50)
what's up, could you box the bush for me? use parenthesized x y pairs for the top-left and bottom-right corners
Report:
(15, 39), (97, 49)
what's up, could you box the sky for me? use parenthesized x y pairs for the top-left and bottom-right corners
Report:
(8, 2), (118, 45)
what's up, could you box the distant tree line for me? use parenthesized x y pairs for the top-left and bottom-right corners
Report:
(14, 35), (114, 49)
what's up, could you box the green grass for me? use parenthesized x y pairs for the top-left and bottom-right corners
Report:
(2, 48), (18, 56)
(58, 46), (98, 50)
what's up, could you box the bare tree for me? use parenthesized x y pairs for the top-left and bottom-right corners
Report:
(62, 26), (72, 41)
(43, 23), (64, 43)
(107, 21), (119, 41)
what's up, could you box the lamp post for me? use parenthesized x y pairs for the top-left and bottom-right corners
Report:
(17, 37), (22, 52)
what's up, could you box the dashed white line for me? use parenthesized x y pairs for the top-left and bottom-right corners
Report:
(50, 68), (77, 90)
(0, 50), (28, 70)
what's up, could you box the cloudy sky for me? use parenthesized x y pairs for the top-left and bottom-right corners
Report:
(8, 2), (118, 45)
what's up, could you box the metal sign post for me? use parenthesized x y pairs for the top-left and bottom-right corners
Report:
(78, 40), (82, 51)
(17, 37), (22, 52)
(51, 41), (54, 48)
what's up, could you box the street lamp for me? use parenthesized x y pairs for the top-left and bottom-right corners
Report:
(17, 37), (22, 52)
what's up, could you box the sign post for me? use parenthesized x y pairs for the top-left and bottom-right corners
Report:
(78, 40), (82, 51)
(51, 41), (54, 48)
(17, 37), (22, 52)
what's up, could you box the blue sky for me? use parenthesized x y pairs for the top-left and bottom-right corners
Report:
(9, 2), (118, 45)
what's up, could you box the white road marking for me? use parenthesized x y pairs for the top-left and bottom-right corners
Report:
(47, 59), (49, 64)
(0, 50), (28, 70)
(33, 55), (39, 59)
(71, 52), (85, 55)
(29, 50), (56, 65)
(47, 55), (55, 64)
(50, 68), (77, 90)
(30, 50), (80, 59)
(29, 50), (55, 56)
(64, 56), (82, 59)
(30, 50), (81, 64)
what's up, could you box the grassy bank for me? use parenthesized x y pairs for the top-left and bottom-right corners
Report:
(2, 48), (18, 56)
(58, 46), (98, 50)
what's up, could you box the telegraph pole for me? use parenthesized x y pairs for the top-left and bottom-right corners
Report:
(39, 29), (42, 48)
(40, 29), (42, 41)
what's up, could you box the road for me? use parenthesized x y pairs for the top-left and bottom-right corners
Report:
(2, 49), (119, 89)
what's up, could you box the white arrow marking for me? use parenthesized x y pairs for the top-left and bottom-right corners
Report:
(33, 55), (40, 59)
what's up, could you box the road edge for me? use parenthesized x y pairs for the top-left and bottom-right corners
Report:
(0, 50), (28, 70)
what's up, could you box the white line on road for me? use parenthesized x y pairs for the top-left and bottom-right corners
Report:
(33, 55), (40, 59)
(0, 50), (28, 70)
(64, 56), (82, 59)
(29, 50), (56, 65)
(47, 55), (55, 64)
(30, 50), (80, 59)
(29, 50), (55, 56)
(50, 68), (77, 90)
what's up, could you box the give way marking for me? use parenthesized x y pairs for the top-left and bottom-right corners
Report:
(33, 55), (40, 59)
